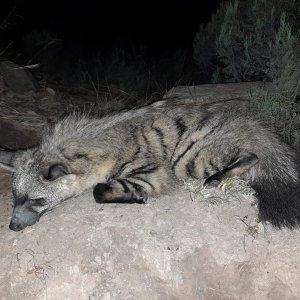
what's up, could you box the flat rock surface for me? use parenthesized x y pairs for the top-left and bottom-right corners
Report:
(163, 82), (270, 103)
(1, 170), (300, 300)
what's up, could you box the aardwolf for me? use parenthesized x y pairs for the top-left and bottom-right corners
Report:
(1, 99), (300, 231)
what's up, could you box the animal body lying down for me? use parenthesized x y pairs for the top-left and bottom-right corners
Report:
(1, 99), (300, 231)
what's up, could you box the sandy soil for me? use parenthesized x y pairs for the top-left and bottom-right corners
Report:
(0, 82), (300, 299)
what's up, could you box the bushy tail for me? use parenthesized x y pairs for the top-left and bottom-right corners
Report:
(250, 148), (300, 229)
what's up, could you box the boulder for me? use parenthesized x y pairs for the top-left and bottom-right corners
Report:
(0, 118), (40, 149)
(0, 60), (39, 94)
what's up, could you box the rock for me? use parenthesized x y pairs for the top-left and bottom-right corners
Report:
(0, 118), (40, 148)
(163, 81), (271, 103)
(0, 60), (39, 94)
(46, 87), (56, 96)
(0, 183), (300, 299)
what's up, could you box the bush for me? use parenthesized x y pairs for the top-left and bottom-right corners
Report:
(193, 0), (300, 83)
(250, 52), (300, 149)
(193, 0), (300, 149)
(216, 0), (300, 83)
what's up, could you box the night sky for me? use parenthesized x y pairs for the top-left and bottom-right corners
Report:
(2, 0), (223, 53)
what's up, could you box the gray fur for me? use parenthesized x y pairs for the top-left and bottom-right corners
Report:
(2, 99), (300, 230)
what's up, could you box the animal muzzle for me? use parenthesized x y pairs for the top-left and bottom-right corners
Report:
(9, 205), (40, 231)
(9, 220), (25, 231)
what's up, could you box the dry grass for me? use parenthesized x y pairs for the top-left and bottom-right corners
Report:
(0, 98), (46, 127)
(184, 176), (255, 206)
(0, 80), (158, 130)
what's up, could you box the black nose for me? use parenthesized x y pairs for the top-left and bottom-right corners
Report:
(9, 221), (23, 231)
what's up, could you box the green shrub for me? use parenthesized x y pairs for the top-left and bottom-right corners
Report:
(193, 0), (300, 148)
(193, 0), (300, 83)
(218, 1), (299, 82)
(250, 52), (300, 149)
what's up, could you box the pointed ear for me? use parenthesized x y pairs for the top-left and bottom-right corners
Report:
(43, 164), (69, 181)
(0, 148), (15, 172)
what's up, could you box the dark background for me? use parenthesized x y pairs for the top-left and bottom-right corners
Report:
(2, 0), (222, 53)
(1, 0), (223, 89)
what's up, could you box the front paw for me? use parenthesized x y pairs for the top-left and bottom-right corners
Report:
(93, 182), (148, 204)
(93, 183), (112, 203)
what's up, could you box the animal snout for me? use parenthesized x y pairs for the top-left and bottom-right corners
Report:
(9, 221), (24, 231)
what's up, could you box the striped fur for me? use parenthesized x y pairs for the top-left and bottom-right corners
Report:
(2, 99), (300, 230)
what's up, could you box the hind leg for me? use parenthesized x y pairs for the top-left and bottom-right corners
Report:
(174, 146), (258, 186)
(204, 152), (258, 187)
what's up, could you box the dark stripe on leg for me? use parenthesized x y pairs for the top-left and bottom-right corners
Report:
(128, 164), (159, 177)
(124, 179), (143, 191)
(204, 152), (258, 186)
(152, 127), (168, 158)
(112, 146), (141, 178)
(142, 132), (150, 148)
(175, 118), (187, 137)
(172, 141), (196, 171)
(117, 179), (130, 193)
(113, 160), (134, 178)
(186, 159), (198, 179)
(132, 176), (155, 190)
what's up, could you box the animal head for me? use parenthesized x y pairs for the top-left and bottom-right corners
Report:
(0, 148), (80, 231)
(0, 115), (123, 231)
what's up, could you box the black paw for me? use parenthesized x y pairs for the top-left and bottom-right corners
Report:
(93, 183), (112, 203)
(112, 189), (148, 204)
(93, 183), (148, 204)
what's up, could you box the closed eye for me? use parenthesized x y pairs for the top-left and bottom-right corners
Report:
(29, 198), (47, 206)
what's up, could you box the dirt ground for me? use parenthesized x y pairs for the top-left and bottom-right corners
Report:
(0, 82), (300, 299)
